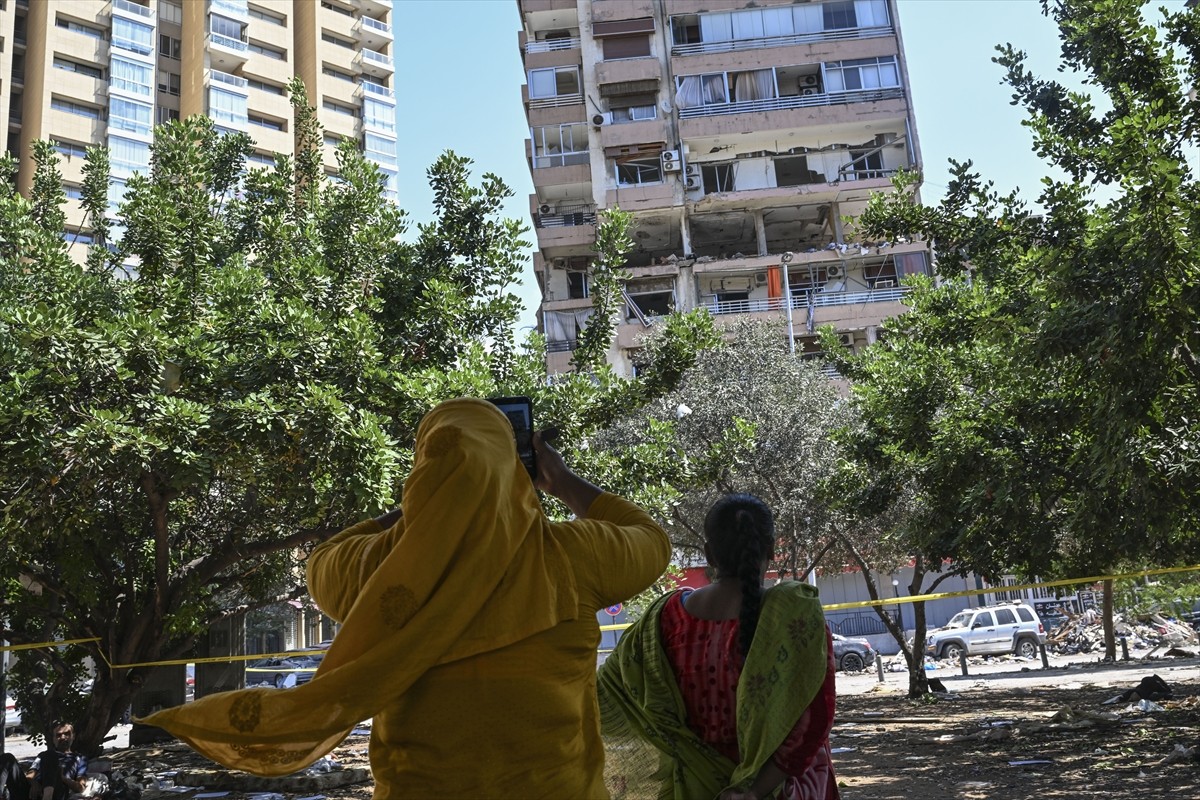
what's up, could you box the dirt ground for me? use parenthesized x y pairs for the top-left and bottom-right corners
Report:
(78, 668), (1200, 800)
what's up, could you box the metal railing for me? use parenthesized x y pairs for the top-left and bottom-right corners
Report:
(671, 24), (892, 57)
(209, 32), (248, 52)
(678, 86), (905, 119)
(827, 610), (896, 638)
(526, 36), (581, 53)
(702, 286), (907, 317)
(537, 204), (597, 228)
(546, 339), (579, 353)
(112, 0), (153, 18)
(210, 69), (248, 89)
(528, 93), (583, 109)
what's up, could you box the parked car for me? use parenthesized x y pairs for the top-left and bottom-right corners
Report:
(926, 601), (1047, 661)
(245, 653), (323, 688)
(831, 633), (875, 672)
(5, 695), (21, 734)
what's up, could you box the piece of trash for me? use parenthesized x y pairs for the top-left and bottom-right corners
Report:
(1157, 743), (1197, 767)
(1008, 759), (1053, 766)
(1132, 699), (1166, 712)
(830, 747), (857, 754)
(193, 793), (231, 799)
(246, 794), (285, 800)
(162, 787), (197, 793)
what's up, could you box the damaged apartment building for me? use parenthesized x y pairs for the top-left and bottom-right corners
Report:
(517, 0), (930, 376)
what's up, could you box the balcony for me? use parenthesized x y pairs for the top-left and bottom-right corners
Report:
(701, 286), (906, 318)
(209, 69), (249, 94)
(527, 91), (583, 110)
(526, 36), (580, 54)
(208, 33), (250, 64)
(353, 16), (393, 48)
(536, 203), (597, 229)
(356, 0), (392, 15)
(678, 87), (905, 120)
(671, 25), (893, 58)
(357, 81), (395, 101)
(355, 48), (393, 77)
(112, 0), (153, 19)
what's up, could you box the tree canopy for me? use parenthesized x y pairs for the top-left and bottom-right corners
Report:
(831, 0), (1200, 662)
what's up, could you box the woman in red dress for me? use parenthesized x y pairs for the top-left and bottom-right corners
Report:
(599, 494), (840, 800)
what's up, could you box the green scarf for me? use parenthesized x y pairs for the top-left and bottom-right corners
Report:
(597, 582), (828, 800)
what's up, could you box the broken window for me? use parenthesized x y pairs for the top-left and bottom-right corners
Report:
(847, 148), (885, 179)
(775, 156), (824, 187)
(864, 260), (899, 289)
(701, 164), (734, 193)
(616, 157), (663, 186)
(567, 271), (589, 299)
(627, 291), (673, 319)
(531, 123), (589, 168)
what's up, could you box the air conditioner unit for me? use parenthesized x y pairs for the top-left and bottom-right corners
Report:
(801, 87), (820, 96)
(684, 175), (701, 190)
(873, 278), (896, 289)
(802, 74), (819, 87)
(827, 264), (845, 279)
(552, 257), (567, 268)
(592, 112), (612, 127)
(838, 333), (854, 347)
(683, 163), (701, 178)
(754, 271), (768, 286)
(661, 149), (681, 172)
(539, 203), (553, 215)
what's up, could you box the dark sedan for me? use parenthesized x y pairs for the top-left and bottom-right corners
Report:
(831, 633), (876, 672)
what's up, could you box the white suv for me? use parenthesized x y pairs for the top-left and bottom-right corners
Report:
(926, 602), (1047, 661)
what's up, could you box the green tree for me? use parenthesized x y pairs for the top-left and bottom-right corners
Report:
(835, 0), (1200, 664)
(0, 101), (537, 751)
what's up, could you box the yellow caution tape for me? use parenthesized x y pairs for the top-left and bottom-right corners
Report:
(10, 564), (1200, 666)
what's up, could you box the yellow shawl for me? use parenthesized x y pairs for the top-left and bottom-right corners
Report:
(141, 398), (578, 776)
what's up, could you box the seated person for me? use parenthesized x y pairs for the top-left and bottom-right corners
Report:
(0, 753), (32, 800)
(30, 723), (87, 800)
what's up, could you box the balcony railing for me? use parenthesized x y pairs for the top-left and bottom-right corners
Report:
(671, 25), (892, 57)
(360, 81), (394, 98)
(209, 33), (249, 52)
(357, 17), (391, 35)
(536, 205), (597, 228)
(526, 36), (581, 53)
(528, 92), (584, 109)
(678, 86), (905, 120)
(702, 286), (907, 316)
(112, 0), (153, 18)
(532, 151), (589, 169)
(546, 338), (579, 353)
(210, 69), (248, 89)
(359, 49), (392, 67)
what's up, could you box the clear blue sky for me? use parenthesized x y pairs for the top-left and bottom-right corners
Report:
(388, 0), (1176, 329)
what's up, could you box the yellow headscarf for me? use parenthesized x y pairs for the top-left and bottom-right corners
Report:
(141, 398), (579, 775)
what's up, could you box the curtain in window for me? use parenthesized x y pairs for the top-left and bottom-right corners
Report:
(208, 87), (246, 125)
(108, 136), (150, 177)
(111, 57), (151, 96)
(824, 66), (845, 93)
(699, 12), (732, 42)
(113, 18), (153, 54)
(109, 97), (151, 135)
(702, 74), (727, 104)
(675, 75), (702, 108)
(543, 309), (593, 343)
(734, 69), (775, 102)
(363, 98), (395, 132)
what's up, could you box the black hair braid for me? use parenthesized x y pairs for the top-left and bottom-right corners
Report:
(703, 493), (775, 658)
(735, 509), (768, 657)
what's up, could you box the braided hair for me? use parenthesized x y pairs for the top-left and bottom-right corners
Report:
(703, 494), (775, 657)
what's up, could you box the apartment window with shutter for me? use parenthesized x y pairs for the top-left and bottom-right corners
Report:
(602, 34), (650, 60)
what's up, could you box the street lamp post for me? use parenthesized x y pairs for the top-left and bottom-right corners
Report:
(892, 578), (904, 632)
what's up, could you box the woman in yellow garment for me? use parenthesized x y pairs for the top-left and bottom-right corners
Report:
(141, 398), (671, 799)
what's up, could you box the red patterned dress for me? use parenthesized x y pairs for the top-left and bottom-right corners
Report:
(660, 590), (841, 800)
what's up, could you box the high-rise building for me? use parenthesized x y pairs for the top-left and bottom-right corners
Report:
(0, 0), (397, 244)
(517, 0), (929, 376)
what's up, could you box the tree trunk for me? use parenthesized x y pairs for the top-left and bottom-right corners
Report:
(1102, 578), (1116, 661)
